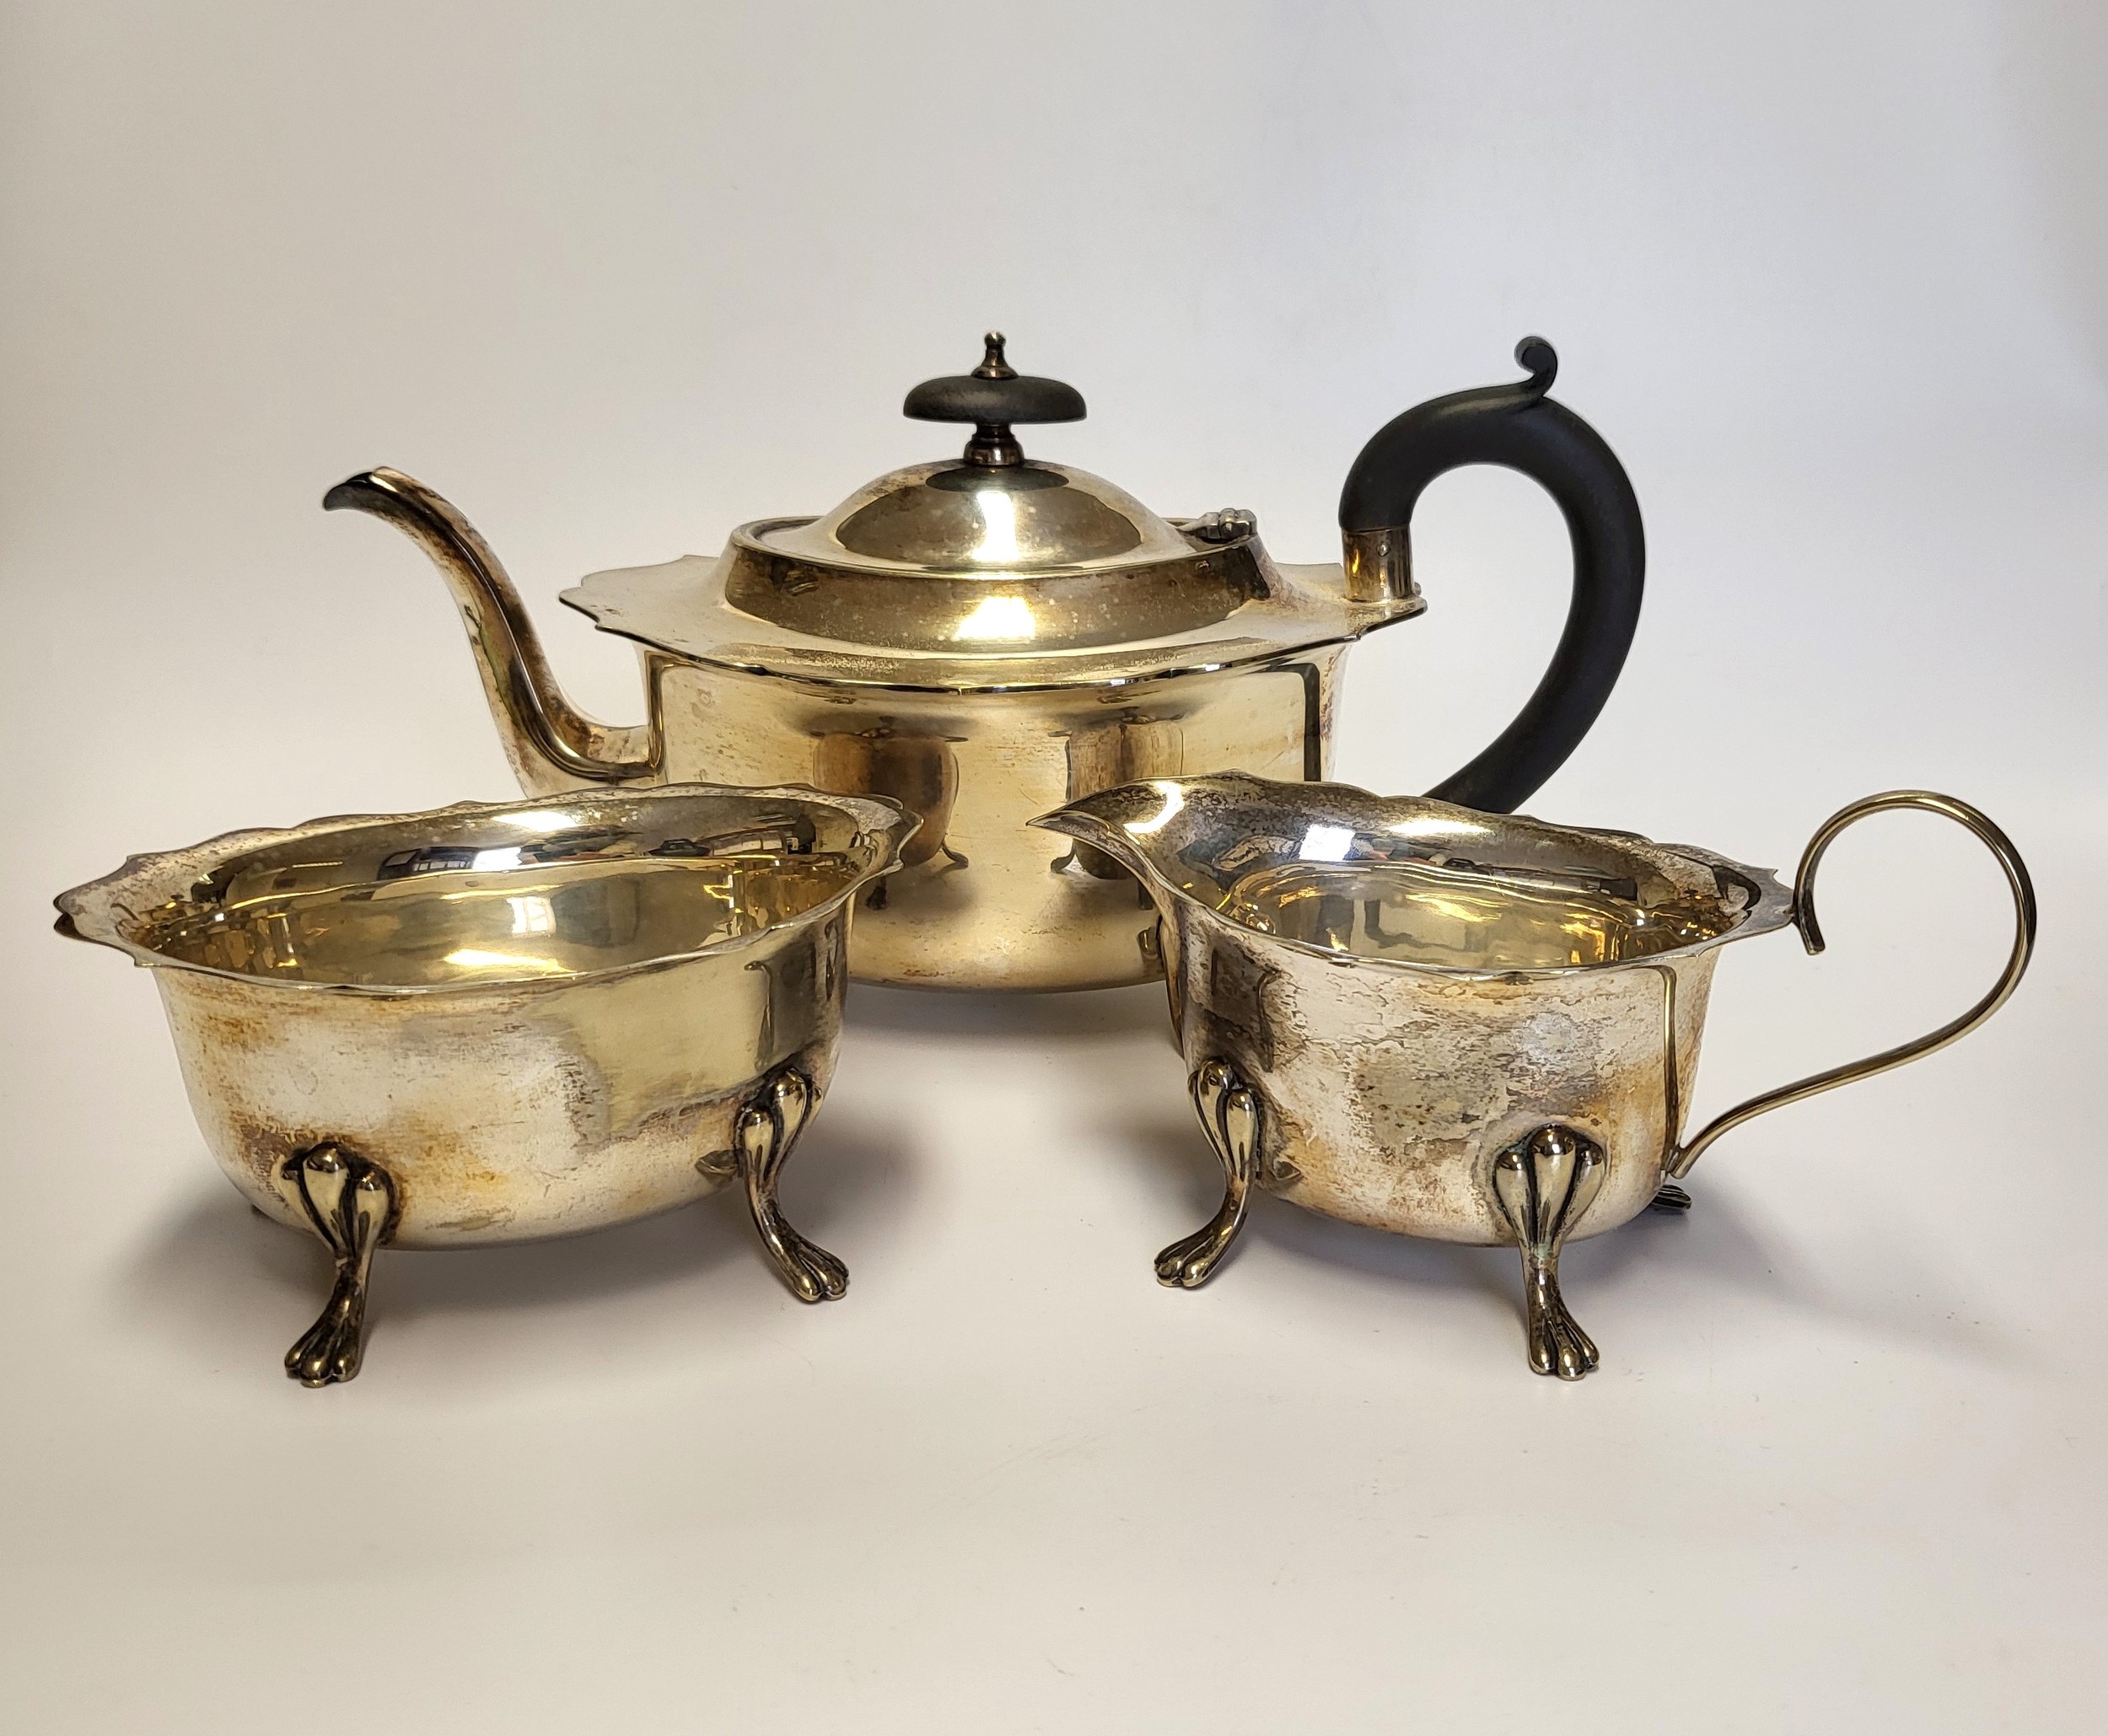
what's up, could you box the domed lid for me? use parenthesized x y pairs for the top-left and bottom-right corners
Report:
(761, 455), (1201, 578)
(750, 333), (1186, 576)
(718, 332), (1266, 650)
(562, 333), (1424, 691)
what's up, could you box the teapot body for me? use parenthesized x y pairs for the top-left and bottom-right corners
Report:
(645, 643), (1354, 991)
(328, 336), (1651, 993)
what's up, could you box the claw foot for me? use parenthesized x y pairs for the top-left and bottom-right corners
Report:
(1157, 1058), (1261, 1290)
(737, 1066), (848, 1303)
(281, 1142), (395, 1387)
(1491, 1125), (1606, 1382)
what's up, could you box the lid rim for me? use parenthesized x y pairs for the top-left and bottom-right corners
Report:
(560, 567), (1424, 694)
(731, 513), (1263, 583)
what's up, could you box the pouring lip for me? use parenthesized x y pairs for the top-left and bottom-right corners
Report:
(53, 782), (918, 997)
(1032, 771), (1797, 981)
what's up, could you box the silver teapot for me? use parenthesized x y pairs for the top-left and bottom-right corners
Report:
(331, 334), (1645, 992)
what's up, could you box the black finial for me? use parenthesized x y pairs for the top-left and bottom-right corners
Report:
(903, 334), (1086, 469)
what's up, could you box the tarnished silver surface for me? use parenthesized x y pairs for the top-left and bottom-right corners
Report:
(56, 784), (914, 1384)
(1035, 773), (2035, 1377)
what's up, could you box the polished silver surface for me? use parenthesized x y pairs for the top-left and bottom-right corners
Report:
(734, 1064), (848, 1304)
(1155, 1057), (1262, 1290)
(1491, 1126), (1607, 1381)
(56, 783), (915, 1384)
(1664, 789), (2037, 1180)
(757, 459), (1197, 576)
(326, 334), (1651, 992)
(1035, 772), (2036, 1379)
(330, 465), (1397, 988)
(282, 1142), (394, 1388)
(325, 336), (1426, 993)
(570, 528), (1403, 687)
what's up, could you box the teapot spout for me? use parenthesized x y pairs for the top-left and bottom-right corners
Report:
(324, 468), (659, 794)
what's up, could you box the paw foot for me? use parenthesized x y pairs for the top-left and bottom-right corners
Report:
(1525, 1303), (1600, 1381)
(285, 1291), (368, 1387)
(767, 1225), (849, 1304)
(1161, 1057), (1262, 1288)
(280, 1142), (392, 1389)
(1649, 1182), (1692, 1212)
(1154, 1223), (1235, 1289)
(736, 1065), (849, 1303)
(1492, 1125), (1608, 1384)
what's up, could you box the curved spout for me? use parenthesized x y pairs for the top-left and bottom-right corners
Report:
(324, 468), (659, 794)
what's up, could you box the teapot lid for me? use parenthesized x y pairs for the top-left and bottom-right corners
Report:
(562, 333), (1422, 691)
(723, 331), (1264, 651)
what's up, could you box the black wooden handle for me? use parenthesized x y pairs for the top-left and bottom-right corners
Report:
(1338, 337), (1644, 814)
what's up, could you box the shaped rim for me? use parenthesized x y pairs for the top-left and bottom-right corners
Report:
(1031, 771), (1796, 981)
(55, 783), (917, 996)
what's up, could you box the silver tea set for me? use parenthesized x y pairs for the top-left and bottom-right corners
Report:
(56, 336), (2035, 1384)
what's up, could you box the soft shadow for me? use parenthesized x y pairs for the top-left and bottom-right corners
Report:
(383, 1118), (913, 1324)
(1571, 1176), (2031, 1364)
(116, 1185), (337, 1371)
(117, 1116), (917, 1371)
(1103, 1112), (1223, 1219)
(1098, 1110), (1509, 1302)
(1562, 1182), (1804, 1298)
(1096, 1115), (2028, 1362)
(1247, 1202), (1514, 1304)
(847, 980), (1176, 1043)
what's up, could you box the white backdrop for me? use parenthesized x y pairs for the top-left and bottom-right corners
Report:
(4, 4), (2104, 1730)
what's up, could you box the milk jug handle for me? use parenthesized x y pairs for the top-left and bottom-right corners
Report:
(1338, 338), (1643, 814)
(1668, 791), (2036, 1180)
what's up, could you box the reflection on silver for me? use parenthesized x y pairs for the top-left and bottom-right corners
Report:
(1035, 773), (2035, 1379)
(325, 336), (1653, 992)
(324, 425), (1417, 991)
(56, 784), (915, 1384)
(1156, 1059), (1261, 1289)
(282, 1142), (394, 1387)
(1491, 1126), (1605, 1381)
(734, 1066), (847, 1304)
